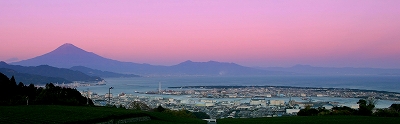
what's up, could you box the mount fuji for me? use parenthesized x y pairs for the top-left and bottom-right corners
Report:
(12, 43), (156, 74)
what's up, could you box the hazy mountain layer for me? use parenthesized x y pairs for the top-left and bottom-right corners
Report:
(0, 68), (71, 84)
(257, 64), (400, 75)
(70, 66), (141, 78)
(0, 61), (102, 82)
(11, 43), (399, 76)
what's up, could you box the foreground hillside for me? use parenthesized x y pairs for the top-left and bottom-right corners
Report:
(0, 105), (205, 124)
(1, 105), (400, 124)
(218, 116), (400, 124)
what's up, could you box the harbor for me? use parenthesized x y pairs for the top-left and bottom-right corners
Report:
(81, 84), (400, 118)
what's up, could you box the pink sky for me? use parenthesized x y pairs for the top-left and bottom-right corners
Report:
(1, 0), (400, 68)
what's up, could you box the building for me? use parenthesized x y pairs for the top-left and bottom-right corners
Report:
(269, 100), (285, 106)
(250, 97), (267, 107)
(286, 109), (301, 115)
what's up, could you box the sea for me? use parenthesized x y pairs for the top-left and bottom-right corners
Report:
(77, 75), (400, 108)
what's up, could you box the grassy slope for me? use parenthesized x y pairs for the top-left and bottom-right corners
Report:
(218, 116), (400, 124)
(0, 105), (205, 124)
(1, 105), (400, 124)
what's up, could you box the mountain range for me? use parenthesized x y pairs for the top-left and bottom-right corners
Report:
(0, 68), (70, 85)
(257, 64), (400, 75)
(12, 43), (281, 76)
(10, 43), (400, 76)
(0, 61), (102, 84)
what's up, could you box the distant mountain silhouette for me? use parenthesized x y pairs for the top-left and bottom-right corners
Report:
(257, 64), (400, 75)
(13, 43), (399, 76)
(12, 43), (134, 70)
(12, 43), (160, 74)
(167, 60), (279, 76)
(11, 43), (281, 76)
(70, 66), (140, 78)
(0, 61), (102, 83)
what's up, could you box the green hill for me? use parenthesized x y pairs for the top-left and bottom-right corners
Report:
(2, 105), (400, 124)
(218, 116), (400, 124)
(0, 105), (205, 124)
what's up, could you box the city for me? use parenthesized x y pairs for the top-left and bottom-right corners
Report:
(82, 85), (400, 119)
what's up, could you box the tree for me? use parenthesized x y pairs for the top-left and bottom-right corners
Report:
(317, 107), (330, 115)
(331, 106), (355, 115)
(156, 105), (166, 112)
(10, 76), (16, 85)
(374, 104), (400, 117)
(8, 76), (17, 95)
(357, 98), (376, 116)
(374, 108), (399, 117)
(127, 101), (151, 111)
(193, 112), (210, 119)
(389, 104), (400, 113)
(0, 73), (12, 105)
(119, 104), (125, 109)
(297, 106), (319, 116)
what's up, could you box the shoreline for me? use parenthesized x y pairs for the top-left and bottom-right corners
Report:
(162, 85), (400, 101)
(168, 85), (400, 94)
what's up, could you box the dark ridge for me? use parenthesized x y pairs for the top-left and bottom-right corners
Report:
(0, 62), (102, 84)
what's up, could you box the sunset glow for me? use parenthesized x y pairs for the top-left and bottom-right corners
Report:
(1, 0), (399, 68)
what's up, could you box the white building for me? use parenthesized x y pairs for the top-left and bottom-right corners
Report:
(105, 93), (113, 98)
(286, 109), (301, 115)
(269, 100), (285, 106)
(250, 98), (267, 107)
